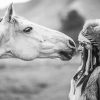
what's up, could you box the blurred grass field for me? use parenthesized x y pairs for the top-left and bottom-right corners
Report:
(0, 55), (81, 100)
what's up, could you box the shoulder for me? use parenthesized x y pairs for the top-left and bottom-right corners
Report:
(87, 67), (100, 87)
(96, 67), (100, 86)
(91, 66), (100, 77)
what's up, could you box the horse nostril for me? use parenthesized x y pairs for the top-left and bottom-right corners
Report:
(69, 39), (76, 48)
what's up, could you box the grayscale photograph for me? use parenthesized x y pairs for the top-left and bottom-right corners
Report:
(0, 0), (99, 100)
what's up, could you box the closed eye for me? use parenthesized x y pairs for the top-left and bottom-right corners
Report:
(79, 42), (85, 47)
(23, 27), (33, 33)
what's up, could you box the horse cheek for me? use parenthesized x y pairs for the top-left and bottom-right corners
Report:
(17, 44), (40, 60)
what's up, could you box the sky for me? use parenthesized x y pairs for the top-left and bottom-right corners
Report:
(0, 0), (30, 9)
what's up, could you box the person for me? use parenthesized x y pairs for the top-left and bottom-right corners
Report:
(69, 19), (100, 100)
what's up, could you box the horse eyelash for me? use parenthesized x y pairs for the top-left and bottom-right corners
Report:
(23, 27), (33, 33)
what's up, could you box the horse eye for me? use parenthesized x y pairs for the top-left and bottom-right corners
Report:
(23, 27), (32, 33)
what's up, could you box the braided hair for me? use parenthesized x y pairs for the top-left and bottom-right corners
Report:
(73, 19), (100, 94)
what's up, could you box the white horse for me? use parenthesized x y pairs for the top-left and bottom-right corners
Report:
(0, 3), (76, 61)
(69, 19), (100, 100)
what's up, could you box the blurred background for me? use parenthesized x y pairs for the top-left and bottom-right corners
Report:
(0, 0), (99, 100)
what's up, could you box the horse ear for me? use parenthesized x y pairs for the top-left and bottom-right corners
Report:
(3, 3), (14, 23)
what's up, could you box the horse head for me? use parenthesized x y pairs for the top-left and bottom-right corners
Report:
(0, 3), (76, 61)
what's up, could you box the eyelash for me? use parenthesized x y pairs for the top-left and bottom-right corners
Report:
(23, 27), (32, 33)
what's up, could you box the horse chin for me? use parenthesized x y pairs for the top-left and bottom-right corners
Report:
(0, 53), (15, 59)
(59, 51), (73, 61)
(60, 56), (72, 61)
